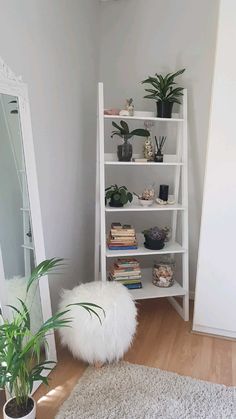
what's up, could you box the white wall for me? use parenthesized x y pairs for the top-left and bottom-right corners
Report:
(0, 0), (100, 310)
(193, 0), (236, 338)
(99, 0), (219, 292)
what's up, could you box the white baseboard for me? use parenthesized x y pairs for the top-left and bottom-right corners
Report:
(192, 324), (236, 340)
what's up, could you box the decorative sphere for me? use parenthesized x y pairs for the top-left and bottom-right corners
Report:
(58, 281), (137, 364)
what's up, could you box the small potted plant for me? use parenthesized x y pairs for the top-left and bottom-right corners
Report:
(105, 184), (133, 207)
(0, 258), (103, 419)
(154, 136), (166, 162)
(111, 120), (150, 161)
(134, 186), (155, 207)
(142, 226), (168, 250)
(141, 69), (185, 118)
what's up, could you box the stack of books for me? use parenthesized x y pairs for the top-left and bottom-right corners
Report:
(107, 223), (138, 250)
(108, 258), (142, 289)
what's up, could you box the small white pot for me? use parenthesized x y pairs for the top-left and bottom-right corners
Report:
(139, 199), (153, 207)
(3, 397), (36, 419)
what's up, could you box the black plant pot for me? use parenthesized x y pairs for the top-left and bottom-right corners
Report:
(156, 101), (173, 118)
(109, 198), (124, 207)
(144, 236), (165, 250)
(117, 142), (133, 162)
(154, 152), (163, 162)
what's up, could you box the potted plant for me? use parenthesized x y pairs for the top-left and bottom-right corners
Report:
(111, 120), (150, 161)
(105, 184), (133, 207)
(141, 69), (185, 118)
(0, 258), (104, 419)
(142, 226), (168, 250)
(154, 136), (166, 162)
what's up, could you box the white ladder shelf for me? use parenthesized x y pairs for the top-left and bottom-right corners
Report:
(95, 82), (189, 321)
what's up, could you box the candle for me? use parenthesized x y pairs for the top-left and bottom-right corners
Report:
(159, 184), (169, 202)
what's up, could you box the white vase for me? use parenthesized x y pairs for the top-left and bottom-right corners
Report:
(3, 397), (36, 419)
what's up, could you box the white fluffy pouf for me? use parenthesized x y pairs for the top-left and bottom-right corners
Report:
(58, 281), (137, 365)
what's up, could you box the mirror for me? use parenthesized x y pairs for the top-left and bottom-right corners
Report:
(0, 93), (44, 337)
(0, 58), (57, 395)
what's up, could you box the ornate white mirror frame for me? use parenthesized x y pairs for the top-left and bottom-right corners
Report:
(0, 57), (57, 394)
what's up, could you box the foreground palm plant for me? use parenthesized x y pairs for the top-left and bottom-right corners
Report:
(0, 258), (104, 419)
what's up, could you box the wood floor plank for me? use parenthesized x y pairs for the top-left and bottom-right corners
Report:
(1, 299), (235, 419)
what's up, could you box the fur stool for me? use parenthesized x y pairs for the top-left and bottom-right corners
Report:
(58, 281), (137, 365)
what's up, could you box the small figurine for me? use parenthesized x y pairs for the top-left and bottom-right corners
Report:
(126, 98), (134, 116)
(119, 98), (134, 116)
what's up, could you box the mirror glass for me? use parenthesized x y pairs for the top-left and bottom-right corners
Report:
(0, 93), (44, 354)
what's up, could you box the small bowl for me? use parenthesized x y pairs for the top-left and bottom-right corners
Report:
(139, 199), (153, 207)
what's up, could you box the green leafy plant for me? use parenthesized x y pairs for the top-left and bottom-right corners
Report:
(0, 258), (104, 416)
(105, 184), (133, 207)
(111, 120), (150, 142)
(141, 69), (185, 104)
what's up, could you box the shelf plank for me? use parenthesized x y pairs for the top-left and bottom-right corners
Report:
(106, 203), (185, 212)
(108, 269), (186, 300)
(106, 240), (185, 258)
(22, 244), (34, 250)
(130, 269), (186, 300)
(104, 115), (184, 122)
(105, 161), (183, 166)
(130, 280), (186, 300)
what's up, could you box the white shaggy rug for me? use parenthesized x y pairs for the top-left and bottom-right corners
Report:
(56, 362), (236, 419)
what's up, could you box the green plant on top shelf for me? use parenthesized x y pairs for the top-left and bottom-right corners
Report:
(111, 120), (150, 162)
(141, 69), (185, 118)
(105, 184), (133, 208)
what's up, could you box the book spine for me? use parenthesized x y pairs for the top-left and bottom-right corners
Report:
(124, 283), (143, 289)
(108, 246), (138, 250)
(114, 278), (142, 283)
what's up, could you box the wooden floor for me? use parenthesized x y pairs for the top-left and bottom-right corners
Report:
(1, 299), (236, 419)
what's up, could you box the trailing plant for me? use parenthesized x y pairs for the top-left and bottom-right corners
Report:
(141, 69), (185, 104)
(111, 120), (150, 142)
(0, 258), (104, 416)
(105, 184), (133, 206)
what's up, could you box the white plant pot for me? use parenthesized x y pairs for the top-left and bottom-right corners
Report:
(3, 397), (36, 419)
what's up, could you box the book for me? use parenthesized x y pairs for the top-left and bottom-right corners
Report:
(109, 238), (137, 243)
(108, 245), (138, 250)
(113, 266), (141, 272)
(111, 222), (122, 229)
(116, 258), (139, 266)
(110, 231), (135, 236)
(110, 236), (136, 241)
(112, 277), (142, 282)
(124, 283), (143, 289)
(111, 270), (141, 277)
(108, 276), (141, 284)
